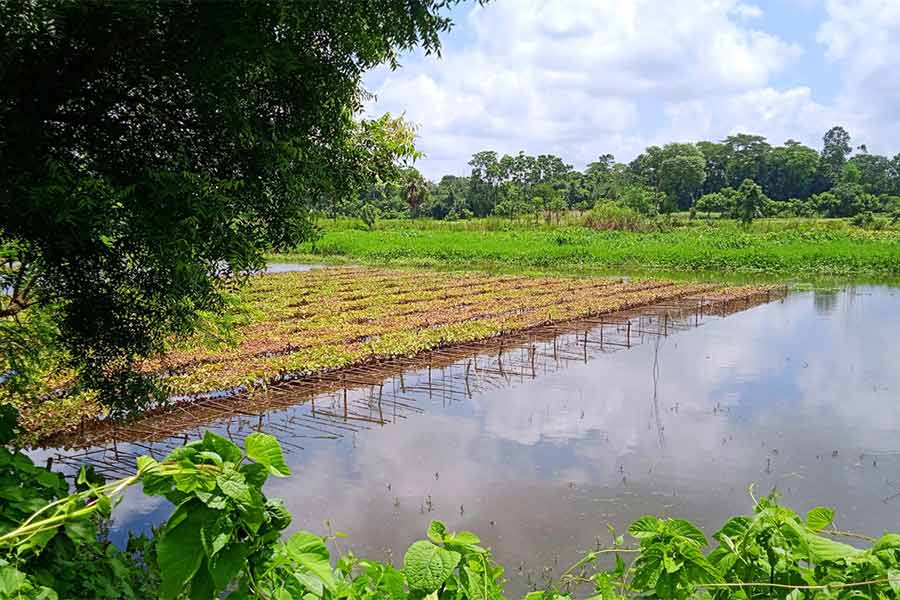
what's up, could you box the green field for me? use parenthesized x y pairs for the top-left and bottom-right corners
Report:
(276, 217), (900, 279)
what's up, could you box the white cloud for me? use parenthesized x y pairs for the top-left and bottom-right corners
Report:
(732, 3), (764, 19)
(659, 86), (841, 147)
(365, 0), (890, 178)
(816, 0), (900, 153)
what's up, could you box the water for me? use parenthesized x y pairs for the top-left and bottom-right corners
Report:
(265, 261), (323, 273)
(44, 285), (900, 595)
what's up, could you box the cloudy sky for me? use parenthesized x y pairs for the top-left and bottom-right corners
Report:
(363, 0), (900, 179)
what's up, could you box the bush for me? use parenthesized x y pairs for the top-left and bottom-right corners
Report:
(583, 202), (646, 231)
(359, 203), (379, 230)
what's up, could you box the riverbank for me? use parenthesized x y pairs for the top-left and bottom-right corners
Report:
(278, 218), (900, 278)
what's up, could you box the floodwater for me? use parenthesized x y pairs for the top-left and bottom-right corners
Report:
(42, 284), (900, 595)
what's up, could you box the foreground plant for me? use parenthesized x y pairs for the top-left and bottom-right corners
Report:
(1, 404), (898, 599)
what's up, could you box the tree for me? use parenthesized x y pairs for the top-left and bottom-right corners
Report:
(722, 134), (771, 187)
(618, 185), (664, 216)
(764, 141), (819, 200)
(658, 146), (707, 211)
(468, 150), (501, 216)
(359, 203), (380, 230)
(400, 167), (429, 217)
(736, 179), (766, 224)
(696, 141), (730, 195)
(819, 126), (853, 188)
(0, 0), (461, 411)
(848, 153), (893, 195)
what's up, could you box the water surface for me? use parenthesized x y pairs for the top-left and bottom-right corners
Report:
(46, 285), (900, 595)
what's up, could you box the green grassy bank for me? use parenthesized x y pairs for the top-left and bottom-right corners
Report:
(275, 218), (900, 279)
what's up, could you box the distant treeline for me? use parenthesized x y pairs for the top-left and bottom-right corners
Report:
(321, 126), (900, 221)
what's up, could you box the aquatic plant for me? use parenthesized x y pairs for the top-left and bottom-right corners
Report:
(16, 268), (780, 443)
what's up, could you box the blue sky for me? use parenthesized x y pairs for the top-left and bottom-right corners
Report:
(363, 0), (900, 179)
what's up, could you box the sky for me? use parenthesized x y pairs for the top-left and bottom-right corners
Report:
(363, 0), (900, 180)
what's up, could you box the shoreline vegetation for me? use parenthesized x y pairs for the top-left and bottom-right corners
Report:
(275, 217), (900, 280)
(19, 268), (781, 445)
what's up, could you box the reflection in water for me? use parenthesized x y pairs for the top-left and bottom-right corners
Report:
(36, 285), (900, 596)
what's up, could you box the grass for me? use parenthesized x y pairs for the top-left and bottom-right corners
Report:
(25, 267), (779, 442)
(278, 217), (900, 279)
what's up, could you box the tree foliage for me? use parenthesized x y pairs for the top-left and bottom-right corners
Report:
(0, 0), (457, 412)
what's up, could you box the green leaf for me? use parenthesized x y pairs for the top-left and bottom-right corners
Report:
(668, 519), (708, 546)
(198, 451), (224, 467)
(286, 531), (336, 591)
(201, 431), (242, 464)
(888, 569), (900, 595)
(0, 566), (26, 595)
(210, 542), (249, 590)
(244, 433), (291, 477)
(173, 464), (216, 494)
(216, 468), (252, 505)
(805, 532), (862, 563)
(158, 500), (219, 600)
(427, 520), (447, 544)
(64, 520), (97, 545)
(447, 531), (481, 547)
(402, 540), (461, 594)
(629, 516), (661, 539)
(805, 507), (835, 532)
(240, 462), (268, 488)
(189, 560), (215, 600)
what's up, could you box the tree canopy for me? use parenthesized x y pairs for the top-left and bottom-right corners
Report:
(350, 126), (900, 224)
(0, 0), (467, 411)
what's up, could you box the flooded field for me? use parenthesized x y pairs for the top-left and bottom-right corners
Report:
(35, 283), (900, 596)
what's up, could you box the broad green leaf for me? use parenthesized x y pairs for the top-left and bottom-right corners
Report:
(244, 433), (291, 477)
(240, 462), (268, 488)
(287, 531), (336, 591)
(64, 520), (96, 545)
(198, 451), (223, 467)
(668, 519), (708, 546)
(427, 520), (447, 543)
(523, 593), (545, 600)
(202, 431), (243, 464)
(447, 531), (481, 548)
(403, 540), (461, 594)
(216, 468), (252, 505)
(888, 568), (900, 595)
(158, 500), (219, 600)
(805, 532), (862, 563)
(265, 498), (292, 531)
(631, 547), (664, 590)
(200, 514), (231, 557)
(16, 528), (56, 556)
(805, 506), (835, 532)
(173, 464), (216, 494)
(189, 560), (215, 600)
(0, 566), (25, 594)
(210, 542), (249, 590)
(629, 516), (661, 539)
(875, 534), (900, 551)
(464, 563), (491, 600)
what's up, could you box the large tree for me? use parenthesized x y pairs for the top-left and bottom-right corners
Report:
(1, 0), (464, 411)
(764, 140), (819, 200)
(819, 126), (853, 189)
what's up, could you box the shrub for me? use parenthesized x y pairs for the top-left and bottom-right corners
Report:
(359, 203), (379, 230)
(583, 202), (645, 231)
